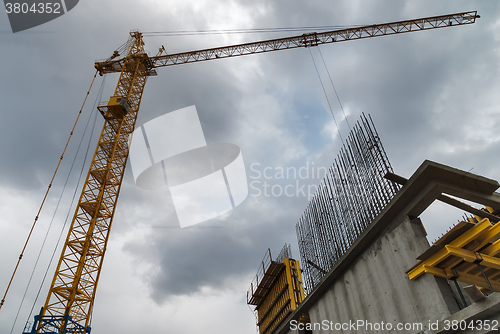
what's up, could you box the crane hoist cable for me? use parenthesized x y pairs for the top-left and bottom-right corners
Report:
(142, 25), (364, 36)
(308, 47), (344, 143)
(7, 77), (107, 334)
(24, 104), (101, 333)
(0, 71), (99, 313)
(317, 45), (351, 132)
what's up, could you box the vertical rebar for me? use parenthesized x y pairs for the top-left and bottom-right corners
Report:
(296, 114), (401, 293)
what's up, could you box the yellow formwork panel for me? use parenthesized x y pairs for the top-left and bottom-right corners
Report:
(283, 258), (305, 310)
(408, 217), (500, 292)
(253, 258), (306, 334)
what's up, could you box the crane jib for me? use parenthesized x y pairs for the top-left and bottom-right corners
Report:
(94, 11), (478, 76)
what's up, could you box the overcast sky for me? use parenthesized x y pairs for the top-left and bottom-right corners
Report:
(1, 1), (499, 333)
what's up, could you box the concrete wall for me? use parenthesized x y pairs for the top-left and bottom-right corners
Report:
(278, 214), (500, 334)
(306, 216), (456, 333)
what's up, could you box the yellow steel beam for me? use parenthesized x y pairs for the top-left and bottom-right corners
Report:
(445, 245), (478, 263)
(432, 218), (500, 273)
(452, 271), (500, 291)
(422, 266), (451, 279)
(294, 260), (306, 302)
(482, 238), (500, 256)
(284, 259), (296, 309)
(472, 219), (500, 246)
(420, 266), (500, 291)
(445, 246), (500, 270)
(408, 218), (492, 280)
(409, 215), (500, 294)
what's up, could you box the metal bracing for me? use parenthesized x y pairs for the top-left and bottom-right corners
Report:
(275, 244), (292, 264)
(408, 217), (500, 292)
(95, 11), (479, 75)
(32, 32), (149, 334)
(296, 114), (400, 293)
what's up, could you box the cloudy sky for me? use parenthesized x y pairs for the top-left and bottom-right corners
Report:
(1, 0), (499, 333)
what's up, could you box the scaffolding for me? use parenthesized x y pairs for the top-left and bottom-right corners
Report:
(247, 245), (306, 334)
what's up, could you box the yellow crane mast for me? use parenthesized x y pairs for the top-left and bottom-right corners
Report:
(19, 11), (477, 333)
(29, 32), (150, 334)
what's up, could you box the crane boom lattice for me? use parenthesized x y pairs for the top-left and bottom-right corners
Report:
(95, 11), (478, 75)
(26, 32), (150, 334)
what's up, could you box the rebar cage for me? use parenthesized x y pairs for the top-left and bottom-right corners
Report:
(296, 114), (400, 293)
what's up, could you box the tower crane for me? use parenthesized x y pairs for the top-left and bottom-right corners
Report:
(9, 10), (478, 334)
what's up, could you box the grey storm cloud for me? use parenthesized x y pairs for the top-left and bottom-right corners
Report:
(123, 191), (312, 301)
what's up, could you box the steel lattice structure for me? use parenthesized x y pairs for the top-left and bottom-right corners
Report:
(296, 114), (401, 293)
(27, 32), (150, 334)
(95, 11), (478, 74)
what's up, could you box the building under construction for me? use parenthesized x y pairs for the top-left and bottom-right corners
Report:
(247, 114), (500, 333)
(0, 10), (487, 334)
